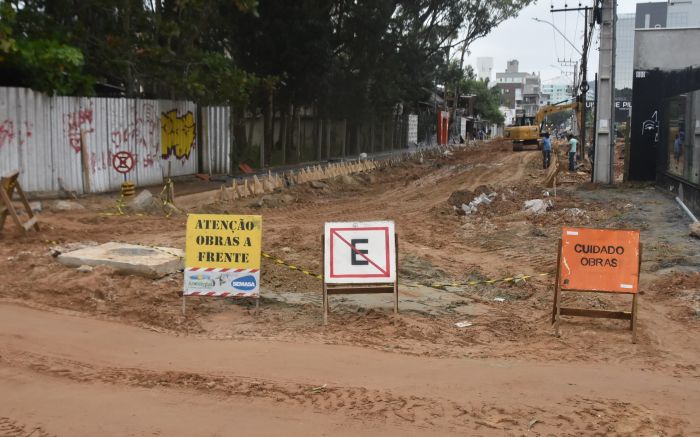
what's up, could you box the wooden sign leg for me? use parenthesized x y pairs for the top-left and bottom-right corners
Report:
(554, 286), (562, 337)
(394, 234), (399, 314)
(631, 293), (638, 344)
(0, 199), (7, 230)
(631, 243), (643, 343)
(323, 283), (328, 326)
(322, 234), (328, 325)
(14, 180), (39, 232)
(0, 185), (25, 232)
(552, 239), (563, 325)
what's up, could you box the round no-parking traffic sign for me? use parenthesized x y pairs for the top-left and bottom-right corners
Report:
(112, 151), (135, 174)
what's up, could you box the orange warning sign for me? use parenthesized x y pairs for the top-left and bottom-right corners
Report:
(559, 227), (640, 293)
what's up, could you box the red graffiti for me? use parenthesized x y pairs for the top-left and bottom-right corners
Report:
(0, 120), (16, 148)
(19, 122), (33, 146)
(0, 120), (33, 148)
(109, 104), (158, 153)
(143, 153), (155, 168)
(64, 108), (95, 153)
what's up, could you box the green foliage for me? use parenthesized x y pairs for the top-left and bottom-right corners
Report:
(12, 39), (94, 95)
(0, 0), (531, 123)
(0, 2), (17, 61)
(464, 77), (504, 123)
(0, 1), (93, 94)
(179, 53), (261, 107)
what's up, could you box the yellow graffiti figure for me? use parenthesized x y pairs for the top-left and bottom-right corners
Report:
(161, 110), (195, 159)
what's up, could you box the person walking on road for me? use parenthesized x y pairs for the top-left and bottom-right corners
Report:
(542, 132), (552, 169)
(567, 134), (578, 171)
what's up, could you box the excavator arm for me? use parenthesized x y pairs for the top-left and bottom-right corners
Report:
(507, 100), (582, 151)
(534, 101), (580, 128)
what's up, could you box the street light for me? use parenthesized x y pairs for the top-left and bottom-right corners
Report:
(532, 17), (583, 56)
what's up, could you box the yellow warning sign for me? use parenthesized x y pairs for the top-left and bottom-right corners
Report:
(185, 214), (262, 269)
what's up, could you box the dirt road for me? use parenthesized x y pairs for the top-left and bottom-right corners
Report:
(1, 142), (699, 435)
(1, 303), (696, 436)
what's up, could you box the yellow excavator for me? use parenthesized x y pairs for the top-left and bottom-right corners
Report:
(505, 101), (581, 151)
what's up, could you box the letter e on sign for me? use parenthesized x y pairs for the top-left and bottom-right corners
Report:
(559, 227), (640, 293)
(324, 221), (396, 284)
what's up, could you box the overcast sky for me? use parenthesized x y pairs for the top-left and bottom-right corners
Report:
(463, 0), (640, 84)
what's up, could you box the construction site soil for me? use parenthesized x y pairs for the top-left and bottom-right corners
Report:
(1, 141), (698, 436)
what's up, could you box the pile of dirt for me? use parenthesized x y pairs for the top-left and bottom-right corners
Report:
(398, 255), (450, 283)
(648, 272), (700, 322)
(447, 190), (474, 208)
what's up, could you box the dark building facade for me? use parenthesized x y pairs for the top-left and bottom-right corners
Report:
(634, 2), (668, 28)
(629, 28), (700, 215)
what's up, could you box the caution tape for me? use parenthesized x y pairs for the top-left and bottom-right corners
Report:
(142, 244), (184, 259)
(44, 232), (549, 289)
(260, 251), (551, 289)
(428, 272), (551, 289)
(261, 252), (323, 280)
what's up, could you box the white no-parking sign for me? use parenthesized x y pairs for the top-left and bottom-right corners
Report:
(324, 221), (396, 284)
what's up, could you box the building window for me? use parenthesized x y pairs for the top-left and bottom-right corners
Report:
(668, 12), (688, 27)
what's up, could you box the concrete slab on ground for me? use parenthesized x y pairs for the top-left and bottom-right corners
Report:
(269, 283), (490, 317)
(57, 242), (184, 278)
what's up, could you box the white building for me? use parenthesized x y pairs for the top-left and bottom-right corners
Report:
(541, 78), (572, 105)
(616, 13), (635, 90)
(476, 57), (494, 81)
(616, 1), (700, 90)
(667, 0), (700, 27)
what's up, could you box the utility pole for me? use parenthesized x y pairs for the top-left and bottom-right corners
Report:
(550, 3), (593, 164)
(593, 0), (616, 184)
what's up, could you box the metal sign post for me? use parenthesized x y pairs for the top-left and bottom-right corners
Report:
(112, 151), (136, 196)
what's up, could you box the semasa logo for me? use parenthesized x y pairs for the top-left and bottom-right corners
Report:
(231, 275), (257, 291)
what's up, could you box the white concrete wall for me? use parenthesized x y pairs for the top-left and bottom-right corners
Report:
(634, 28), (700, 70)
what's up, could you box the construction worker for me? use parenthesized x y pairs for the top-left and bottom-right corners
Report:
(567, 134), (578, 171)
(542, 132), (552, 169)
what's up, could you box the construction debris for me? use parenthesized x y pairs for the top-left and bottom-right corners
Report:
(461, 192), (497, 215)
(690, 222), (700, 239)
(523, 199), (553, 215)
(57, 242), (184, 278)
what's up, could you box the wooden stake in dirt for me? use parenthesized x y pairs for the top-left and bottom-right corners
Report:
(0, 171), (40, 234)
(552, 227), (642, 343)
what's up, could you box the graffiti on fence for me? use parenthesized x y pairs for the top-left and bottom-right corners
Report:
(0, 120), (15, 149)
(65, 107), (94, 153)
(110, 103), (159, 151)
(0, 120), (33, 149)
(161, 109), (195, 160)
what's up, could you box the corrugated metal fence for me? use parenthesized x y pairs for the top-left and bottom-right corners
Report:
(201, 106), (232, 175)
(1, 87), (423, 195)
(0, 87), (198, 194)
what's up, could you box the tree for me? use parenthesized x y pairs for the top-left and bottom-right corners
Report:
(0, 2), (93, 95)
(0, 0), (533, 167)
(449, 0), (535, 122)
(449, 67), (503, 124)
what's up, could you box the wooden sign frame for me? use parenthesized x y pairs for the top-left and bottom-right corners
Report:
(0, 171), (40, 234)
(321, 234), (399, 325)
(552, 239), (642, 343)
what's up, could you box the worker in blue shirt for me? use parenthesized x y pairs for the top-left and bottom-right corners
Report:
(542, 132), (552, 169)
(567, 134), (578, 171)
